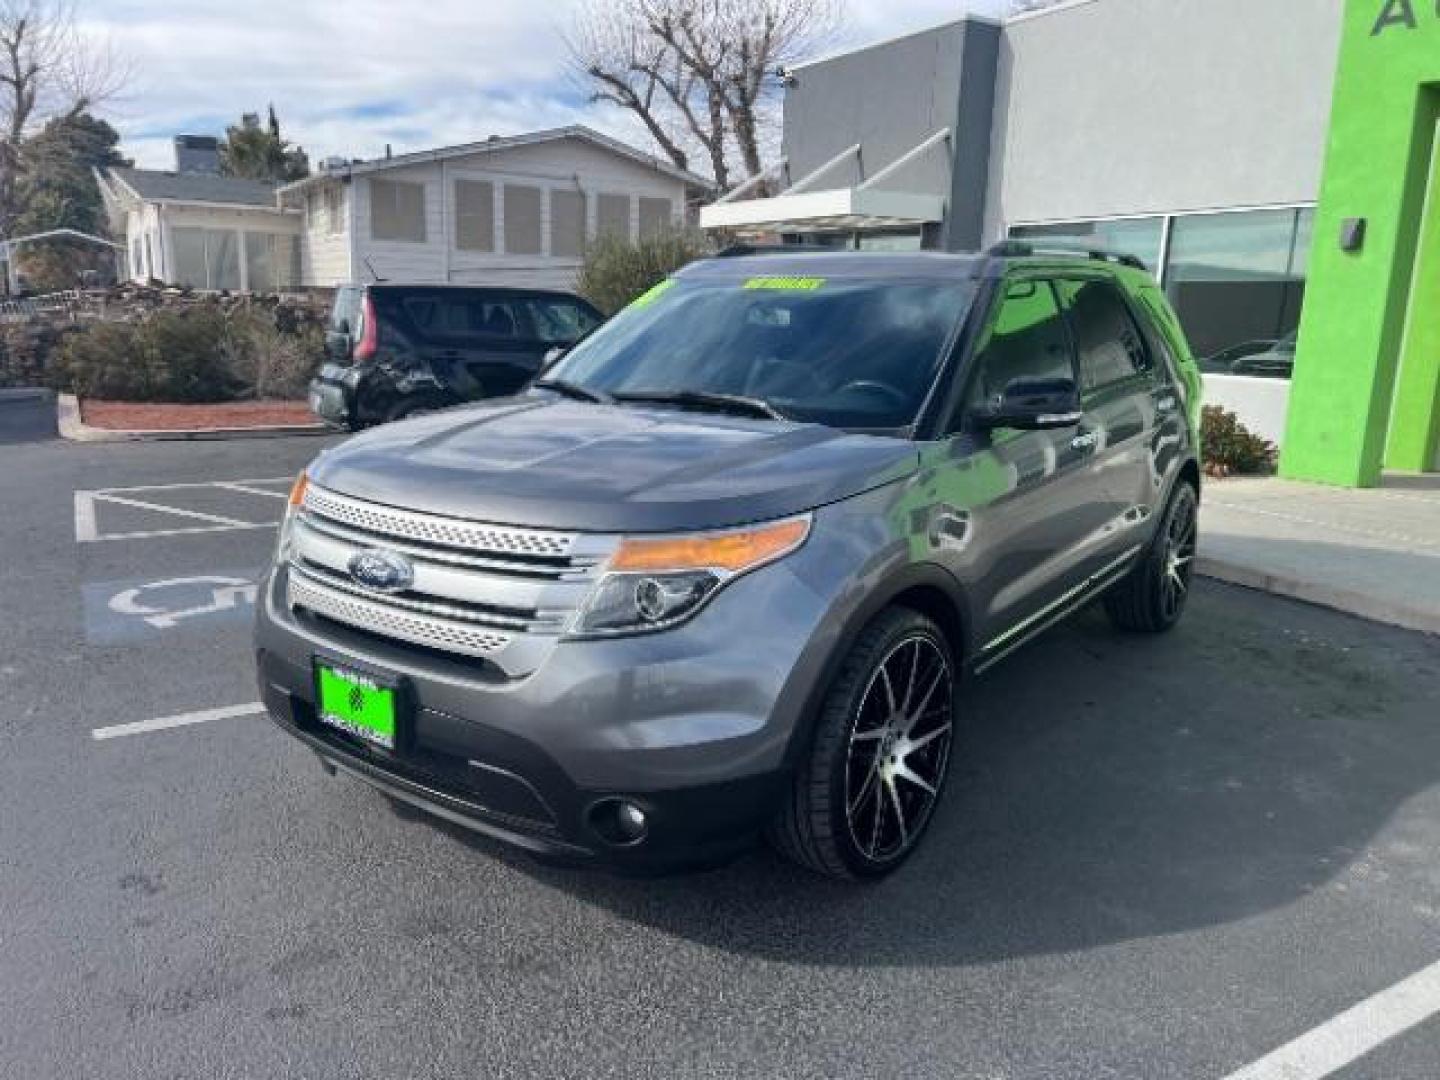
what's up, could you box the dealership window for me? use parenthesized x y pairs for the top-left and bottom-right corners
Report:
(504, 183), (543, 255)
(455, 179), (495, 252)
(637, 197), (672, 239)
(1010, 207), (1314, 380)
(1010, 217), (1166, 274)
(370, 178), (426, 242)
(1165, 208), (1312, 378)
(550, 189), (587, 258)
(596, 194), (631, 240)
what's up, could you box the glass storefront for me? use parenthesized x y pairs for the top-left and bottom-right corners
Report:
(1009, 206), (1314, 379)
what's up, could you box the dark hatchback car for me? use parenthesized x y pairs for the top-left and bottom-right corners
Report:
(309, 284), (603, 429)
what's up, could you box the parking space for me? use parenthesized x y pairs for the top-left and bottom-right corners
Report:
(5, 417), (1440, 1078)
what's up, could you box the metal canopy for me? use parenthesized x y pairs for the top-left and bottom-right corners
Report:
(700, 129), (950, 236)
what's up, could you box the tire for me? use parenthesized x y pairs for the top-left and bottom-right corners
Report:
(1103, 480), (1199, 634)
(769, 606), (957, 880)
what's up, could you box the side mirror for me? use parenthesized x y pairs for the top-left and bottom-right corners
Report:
(974, 376), (1082, 431)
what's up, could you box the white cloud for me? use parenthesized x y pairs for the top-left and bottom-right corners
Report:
(82, 0), (1007, 171)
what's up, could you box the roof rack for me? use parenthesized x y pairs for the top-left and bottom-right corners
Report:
(985, 240), (1148, 272)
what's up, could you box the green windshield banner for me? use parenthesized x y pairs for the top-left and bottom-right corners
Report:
(743, 276), (827, 292)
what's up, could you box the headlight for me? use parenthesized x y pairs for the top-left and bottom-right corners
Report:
(275, 470), (308, 563)
(570, 515), (811, 637)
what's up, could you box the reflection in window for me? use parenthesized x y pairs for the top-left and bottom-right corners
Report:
(1166, 208), (1311, 379)
(1010, 217), (1165, 273)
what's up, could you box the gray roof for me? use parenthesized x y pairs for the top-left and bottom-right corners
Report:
(111, 168), (278, 207)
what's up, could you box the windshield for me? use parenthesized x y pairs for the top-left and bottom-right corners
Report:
(546, 275), (976, 430)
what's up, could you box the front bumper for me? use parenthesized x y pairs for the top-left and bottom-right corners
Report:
(254, 549), (843, 871)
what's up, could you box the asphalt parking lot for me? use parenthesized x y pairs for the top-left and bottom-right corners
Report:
(5, 394), (1440, 1079)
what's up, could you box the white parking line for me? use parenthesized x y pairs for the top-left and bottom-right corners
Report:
(1222, 958), (1440, 1080)
(74, 476), (292, 543)
(91, 702), (265, 741)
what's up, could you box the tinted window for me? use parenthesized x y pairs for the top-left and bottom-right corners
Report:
(964, 279), (1073, 415)
(550, 277), (975, 430)
(400, 295), (520, 339)
(1056, 280), (1152, 394)
(523, 298), (600, 344)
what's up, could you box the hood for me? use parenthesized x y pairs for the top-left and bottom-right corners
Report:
(309, 396), (919, 532)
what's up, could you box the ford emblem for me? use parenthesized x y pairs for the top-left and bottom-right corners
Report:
(347, 549), (414, 594)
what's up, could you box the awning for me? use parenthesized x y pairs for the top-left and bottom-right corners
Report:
(699, 128), (950, 236)
(700, 187), (944, 234)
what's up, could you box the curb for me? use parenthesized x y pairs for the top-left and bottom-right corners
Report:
(56, 393), (331, 443)
(1196, 555), (1440, 638)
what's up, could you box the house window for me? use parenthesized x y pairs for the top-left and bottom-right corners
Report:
(370, 178), (426, 242)
(550, 189), (586, 258)
(130, 238), (142, 280)
(325, 186), (344, 236)
(504, 184), (543, 255)
(455, 179), (495, 252)
(638, 197), (672, 239)
(245, 233), (297, 292)
(171, 227), (243, 291)
(596, 194), (631, 241)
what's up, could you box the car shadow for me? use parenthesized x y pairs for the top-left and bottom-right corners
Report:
(440, 581), (1440, 967)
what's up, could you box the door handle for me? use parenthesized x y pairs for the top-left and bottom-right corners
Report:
(1155, 394), (1179, 415)
(1071, 432), (1099, 452)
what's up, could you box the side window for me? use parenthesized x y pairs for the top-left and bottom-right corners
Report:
(962, 278), (1075, 419)
(523, 298), (601, 344)
(1055, 279), (1153, 395)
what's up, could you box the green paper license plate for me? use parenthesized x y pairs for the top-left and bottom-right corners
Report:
(316, 663), (398, 750)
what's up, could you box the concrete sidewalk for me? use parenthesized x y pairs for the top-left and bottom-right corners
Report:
(1198, 473), (1440, 637)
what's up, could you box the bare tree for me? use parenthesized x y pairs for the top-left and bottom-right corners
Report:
(0, 1), (126, 234)
(569, 0), (842, 190)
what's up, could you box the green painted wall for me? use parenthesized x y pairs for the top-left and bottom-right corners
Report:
(1282, 0), (1440, 486)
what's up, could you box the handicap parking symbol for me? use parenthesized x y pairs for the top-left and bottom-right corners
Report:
(83, 571), (262, 644)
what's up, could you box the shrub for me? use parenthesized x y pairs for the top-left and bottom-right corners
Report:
(576, 229), (711, 315)
(1200, 404), (1278, 477)
(53, 302), (323, 402)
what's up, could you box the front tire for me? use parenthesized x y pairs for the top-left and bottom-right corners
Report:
(769, 607), (956, 880)
(1104, 481), (1198, 633)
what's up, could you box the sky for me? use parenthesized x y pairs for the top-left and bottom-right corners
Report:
(79, 0), (1009, 173)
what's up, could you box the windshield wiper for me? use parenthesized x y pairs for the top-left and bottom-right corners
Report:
(612, 389), (790, 421)
(532, 379), (614, 405)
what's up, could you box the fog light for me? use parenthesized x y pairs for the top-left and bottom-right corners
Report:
(587, 797), (649, 846)
(617, 802), (647, 837)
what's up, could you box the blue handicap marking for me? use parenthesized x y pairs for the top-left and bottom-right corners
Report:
(84, 570), (262, 644)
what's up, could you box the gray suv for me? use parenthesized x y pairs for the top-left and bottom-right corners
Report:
(255, 247), (1203, 880)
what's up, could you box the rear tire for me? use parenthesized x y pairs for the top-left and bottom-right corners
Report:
(1104, 481), (1198, 633)
(769, 607), (956, 881)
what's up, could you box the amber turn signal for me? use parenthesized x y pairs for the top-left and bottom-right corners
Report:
(611, 516), (810, 574)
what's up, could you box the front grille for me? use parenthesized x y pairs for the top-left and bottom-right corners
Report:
(287, 484), (616, 674)
(289, 570), (511, 659)
(303, 485), (575, 559)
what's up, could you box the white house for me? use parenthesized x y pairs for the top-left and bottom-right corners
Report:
(96, 157), (303, 293)
(99, 127), (711, 294)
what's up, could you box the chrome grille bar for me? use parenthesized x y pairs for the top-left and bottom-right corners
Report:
(303, 484), (577, 560)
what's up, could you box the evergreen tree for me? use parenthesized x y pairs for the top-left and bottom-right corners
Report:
(218, 106), (310, 184)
